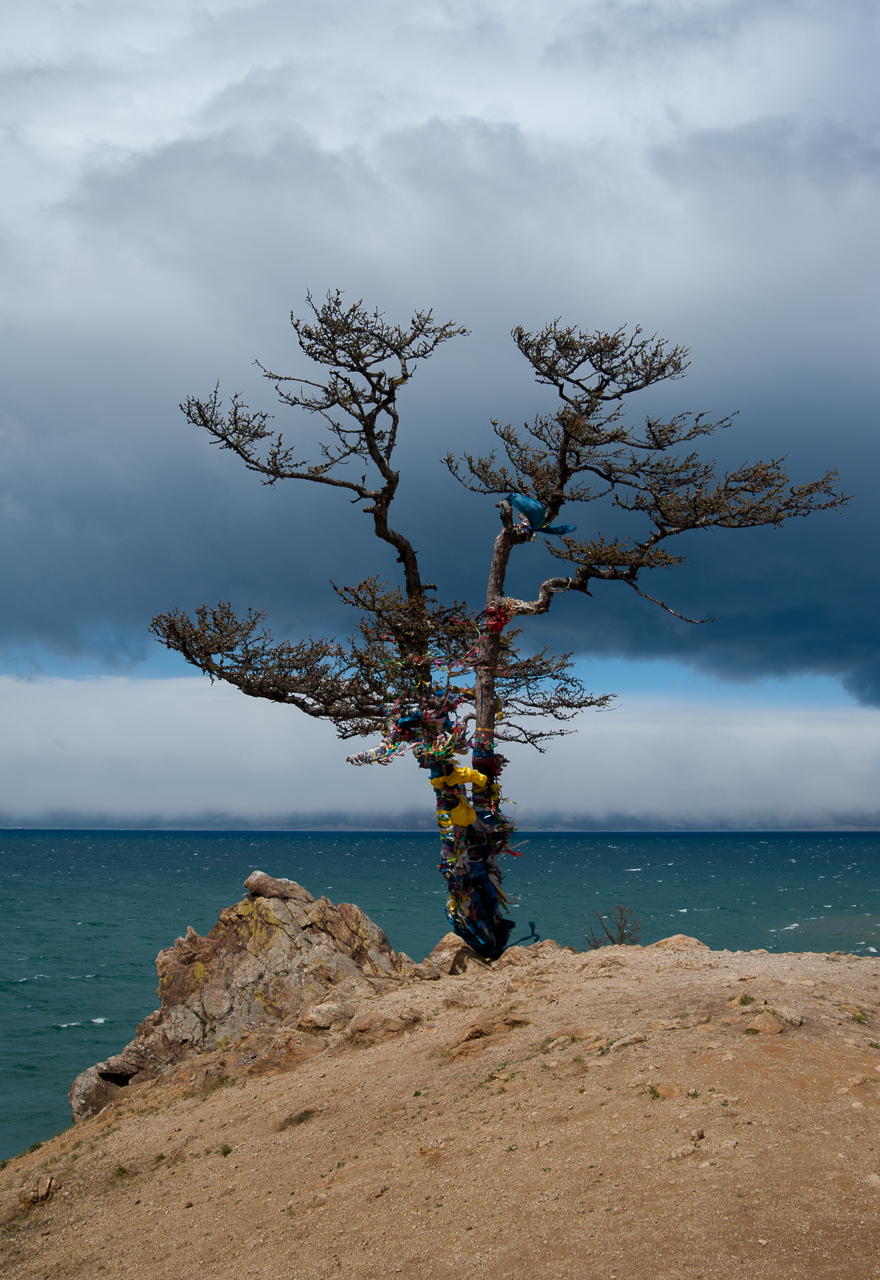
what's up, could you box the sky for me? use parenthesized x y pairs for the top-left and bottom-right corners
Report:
(1, 0), (878, 829)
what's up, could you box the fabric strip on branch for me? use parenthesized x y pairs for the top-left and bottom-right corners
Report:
(506, 492), (576, 538)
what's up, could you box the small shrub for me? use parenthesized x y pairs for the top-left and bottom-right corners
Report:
(582, 905), (641, 949)
(113, 1166), (128, 1179)
(219, 1143), (233, 1157)
(278, 1109), (316, 1131)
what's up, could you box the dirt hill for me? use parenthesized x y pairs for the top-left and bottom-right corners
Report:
(3, 879), (880, 1279)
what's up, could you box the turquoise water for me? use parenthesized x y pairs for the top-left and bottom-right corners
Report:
(2, 829), (879, 1161)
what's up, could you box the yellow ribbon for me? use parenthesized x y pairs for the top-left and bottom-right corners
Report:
(447, 798), (478, 826)
(430, 766), (487, 790)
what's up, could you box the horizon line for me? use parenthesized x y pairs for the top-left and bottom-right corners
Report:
(3, 826), (880, 836)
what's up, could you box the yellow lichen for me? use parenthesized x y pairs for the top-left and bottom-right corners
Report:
(235, 901), (279, 954)
(254, 986), (285, 1019)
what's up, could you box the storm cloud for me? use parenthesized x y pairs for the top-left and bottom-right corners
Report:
(1, 2), (878, 726)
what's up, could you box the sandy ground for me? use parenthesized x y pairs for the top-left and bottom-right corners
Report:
(4, 935), (880, 1280)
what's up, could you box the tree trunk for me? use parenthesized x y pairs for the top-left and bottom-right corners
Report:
(431, 522), (517, 960)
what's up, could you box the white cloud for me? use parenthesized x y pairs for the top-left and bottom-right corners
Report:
(1, 673), (877, 828)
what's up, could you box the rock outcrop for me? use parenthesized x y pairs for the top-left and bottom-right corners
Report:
(68, 871), (438, 1120)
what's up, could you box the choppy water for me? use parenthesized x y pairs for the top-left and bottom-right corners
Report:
(2, 829), (879, 1160)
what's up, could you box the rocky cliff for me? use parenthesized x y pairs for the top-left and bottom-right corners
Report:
(68, 870), (466, 1120)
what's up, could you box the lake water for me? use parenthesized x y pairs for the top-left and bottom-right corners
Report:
(2, 829), (879, 1160)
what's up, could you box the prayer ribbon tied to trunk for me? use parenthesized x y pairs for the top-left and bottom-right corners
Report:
(347, 682), (517, 961)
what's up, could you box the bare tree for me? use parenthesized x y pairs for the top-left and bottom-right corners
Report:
(151, 292), (848, 959)
(582, 905), (642, 950)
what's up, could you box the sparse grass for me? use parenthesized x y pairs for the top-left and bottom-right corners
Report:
(278, 1108), (316, 1131)
(219, 1143), (233, 1157)
(154, 1153), (165, 1164)
(112, 1166), (128, 1179)
(182, 1074), (236, 1101)
(203, 1075), (236, 1098)
(744, 1028), (760, 1035)
(739, 994), (756, 1006)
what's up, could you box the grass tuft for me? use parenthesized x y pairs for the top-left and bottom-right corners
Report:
(279, 1108), (316, 1131)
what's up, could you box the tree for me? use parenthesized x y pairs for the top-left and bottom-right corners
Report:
(582, 905), (642, 950)
(151, 291), (847, 959)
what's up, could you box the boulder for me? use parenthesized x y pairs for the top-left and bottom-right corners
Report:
(67, 1065), (124, 1121)
(243, 871), (315, 902)
(425, 932), (488, 975)
(746, 1012), (785, 1035)
(18, 1174), (56, 1209)
(298, 1001), (356, 1031)
(68, 873), (412, 1120)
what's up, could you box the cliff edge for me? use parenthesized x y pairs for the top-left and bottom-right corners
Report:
(2, 877), (880, 1279)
